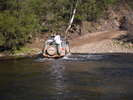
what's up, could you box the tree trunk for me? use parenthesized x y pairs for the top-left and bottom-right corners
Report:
(65, 0), (78, 35)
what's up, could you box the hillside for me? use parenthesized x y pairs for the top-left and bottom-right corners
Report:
(0, 0), (133, 55)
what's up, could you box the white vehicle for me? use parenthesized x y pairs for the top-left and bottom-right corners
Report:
(42, 35), (70, 58)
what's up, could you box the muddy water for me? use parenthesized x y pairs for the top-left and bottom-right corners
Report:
(0, 53), (133, 100)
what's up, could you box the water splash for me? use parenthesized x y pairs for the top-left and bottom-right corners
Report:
(35, 53), (107, 62)
(62, 54), (106, 61)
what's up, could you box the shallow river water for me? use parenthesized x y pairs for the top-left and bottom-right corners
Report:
(0, 53), (133, 100)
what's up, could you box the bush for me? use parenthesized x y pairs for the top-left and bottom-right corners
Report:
(0, 0), (40, 50)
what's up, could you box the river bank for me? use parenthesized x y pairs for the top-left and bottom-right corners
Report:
(70, 30), (133, 53)
(0, 31), (133, 59)
(0, 47), (41, 60)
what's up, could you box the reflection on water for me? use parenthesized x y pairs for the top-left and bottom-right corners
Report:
(0, 53), (133, 100)
(50, 60), (66, 95)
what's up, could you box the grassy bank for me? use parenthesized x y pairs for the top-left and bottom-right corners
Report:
(0, 47), (41, 59)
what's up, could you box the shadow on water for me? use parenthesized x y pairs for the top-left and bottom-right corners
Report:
(0, 53), (133, 100)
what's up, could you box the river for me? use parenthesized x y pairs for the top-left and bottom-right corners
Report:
(0, 53), (133, 100)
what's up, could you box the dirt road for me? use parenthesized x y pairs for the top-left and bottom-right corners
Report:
(70, 30), (133, 53)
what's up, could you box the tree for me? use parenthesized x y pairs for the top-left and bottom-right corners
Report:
(0, 0), (40, 50)
(65, 0), (78, 34)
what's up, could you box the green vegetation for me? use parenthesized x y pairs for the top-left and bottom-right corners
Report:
(0, 0), (132, 51)
(0, 0), (40, 51)
(13, 47), (40, 56)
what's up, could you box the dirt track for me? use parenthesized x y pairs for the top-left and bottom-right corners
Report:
(70, 31), (133, 53)
(26, 30), (133, 54)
